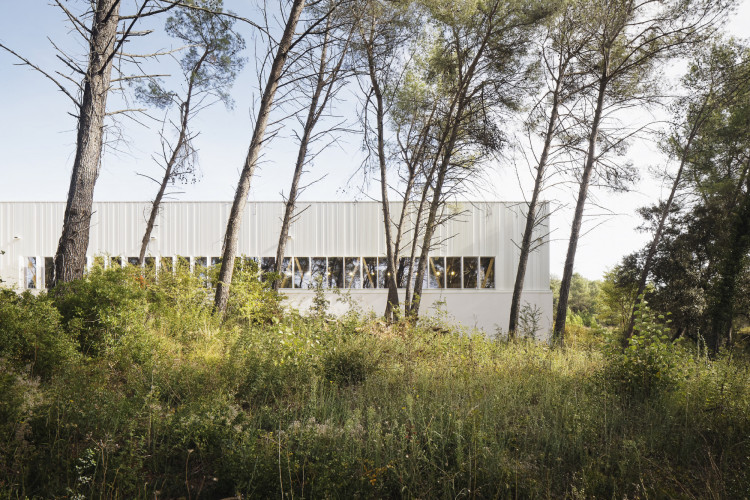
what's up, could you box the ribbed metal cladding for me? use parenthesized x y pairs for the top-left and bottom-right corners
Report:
(0, 201), (550, 291)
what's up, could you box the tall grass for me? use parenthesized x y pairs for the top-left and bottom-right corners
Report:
(1, 266), (748, 498)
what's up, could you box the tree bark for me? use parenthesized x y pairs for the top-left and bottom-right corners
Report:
(552, 73), (608, 345)
(138, 50), (208, 265)
(508, 72), (563, 337)
(53, 0), (121, 286)
(214, 0), (305, 314)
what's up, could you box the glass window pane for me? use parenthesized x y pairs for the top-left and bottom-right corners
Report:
(260, 257), (276, 281)
(363, 257), (378, 289)
(195, 257), (207, 269)
(480, 257), (495, 289)
(397, 257), (410, 288)
(446, 257), (461, 288)
(26, 257), (37, 289)
(144, 257), (156, 276)
(45, 257), (54, 288)
(243, 257), (259, 277)
(429, 257), (445, 289)
(210, 257), (221, 267)
(345, 257), (361, 289)
(128, 257), (140, 267)
(278, 257), (292, 288)
(160, 257), (173, 273)
(376, 257), (389, 288)
(176, 256), (190, 272)
(463, 257), (478, 288)
(311, 257), (327, 287)
(327, 257), (343, 288)
(93, 256), (106, 269)
(111, 256), (122, 268)
(294, 257), (311, 288)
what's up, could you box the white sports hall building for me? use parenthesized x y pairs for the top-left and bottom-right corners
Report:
(0, 201), (553, 338)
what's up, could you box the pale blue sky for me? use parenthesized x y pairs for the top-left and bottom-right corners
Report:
(1, 1), (749, 280)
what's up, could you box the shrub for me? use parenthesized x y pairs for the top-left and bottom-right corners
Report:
(605, 299), (682, 397)
(52, 266), (149, 355)
(0, 290), (77, 377)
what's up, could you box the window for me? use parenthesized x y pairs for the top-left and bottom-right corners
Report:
(280, 257), (292, 288)
(327, 257), (343, 288)
(128, 257), (140, 266)
(345, 257), (361, 288)
(160, 256), (174, 274)
(294, 257), (311, 288)
(176, 256), (190, 272)
(480, 257), (495, 288)
(463, 257), (478, 288)
(260, 257), (276, 281)
(397, 257), (410, 288)
(194, 257), (207, 269)
(429, 257), (445, 289)
(363, 257), (378, 288)
(311, 257), (327, 287)
(93, 256), (106, 269)
(111, 256), (122, 268)
(25, 257), (37, 289)
(144, 257), (156, 275)
(376, 257), (389, 288)
(45, 257), (54, 288)
(210, 257), (221, 267)
(446, 257), (461, 288)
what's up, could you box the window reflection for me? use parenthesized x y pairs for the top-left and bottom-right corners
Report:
(345, 257), (361, 288)
(429, 257), (445, 289)
(210, 257), (221, 267)
(397, 257), (410, 288)
(446, 257), (461, 288)
(161, 257), (173, 274)
(26, 257), (37, 289)
(363, 257), (378, 288)
(128, 257), (140, 266)
(480, 257), (495, 288)
(376, 257), (389, 288)
(45, 257), (54, 288)
(260, 257), (276, 281)
(111, 256), (122, 268)
(311, 257), (327, 287)
(294, 257), (311, 288)
(463, 257), (478, 288)
(280, 257), (292, 288)
(327, 257), (343, 288)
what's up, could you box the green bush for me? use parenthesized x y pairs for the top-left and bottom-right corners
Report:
(0, 290), (77, 378)
(605, 299), (682, 397)
(52, 266), (150, 355)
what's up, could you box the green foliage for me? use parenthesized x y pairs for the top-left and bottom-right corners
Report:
(1, 271), (749, 498)
(605, 299), (681, 397)
(0, 290), (77, 378)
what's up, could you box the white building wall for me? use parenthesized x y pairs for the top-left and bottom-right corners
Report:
(0, 201), (552, 338)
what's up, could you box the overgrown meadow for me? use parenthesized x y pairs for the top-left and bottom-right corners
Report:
(1, 265), (749, 498)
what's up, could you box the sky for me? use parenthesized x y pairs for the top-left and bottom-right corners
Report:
(1, 1), (749, 280)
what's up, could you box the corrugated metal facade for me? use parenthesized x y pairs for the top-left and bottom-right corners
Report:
(0, 201), (552, 336)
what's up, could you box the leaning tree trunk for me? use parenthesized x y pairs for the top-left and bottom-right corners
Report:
(508, 76), (562, 337)
(214, 0), (305, 314)
(624, 96), (710, 339)
(552, 74), (608, 345)
(139, 51), (206, 265)
(274, 29), (331, 290)
(53, 0), (120, 286)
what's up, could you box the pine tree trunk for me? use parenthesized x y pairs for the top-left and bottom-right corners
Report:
(214, 0), (305, 314)
(508, 78), (562, 336)
(273, 30), (330, 290)
(552, 74), (608, 345)
(139, 50), (207, 265)
(53, 0), (120, 286)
